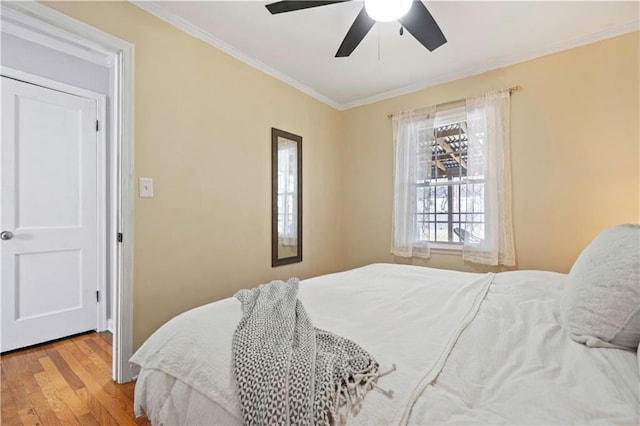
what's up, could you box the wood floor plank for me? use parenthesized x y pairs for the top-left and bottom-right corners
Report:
(25, 388), (62, 426)
(38, 356), (90, 418)
(97, 332), (112, 346)
(82, 338), (112, 365)
(4, 386), (32, 416)
(59, 339), (110, 387)
(24, 347), (46, 375)
(2, 351), (40, 396)
(17, 406), (42, 426)
(59, 343), (136, 425)
(1, 332), (151, 426)
(45, 343), (85, 391)
(71, 339), (139, 423)
(75, 388), (118, 426)
(2, 364), (33, 415)
(73, 340), (111, 379)
(89, 332), (113, 353)
(77, 412), (101, 426)
(117, 381), (137, 402)
(33, 357), (81, 425)
(1, 368), (21, 426)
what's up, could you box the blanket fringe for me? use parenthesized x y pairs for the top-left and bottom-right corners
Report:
(333, 362), (396, 425)
(372, 363), (396, 397)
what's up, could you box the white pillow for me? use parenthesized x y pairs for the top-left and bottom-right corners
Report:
(562, 224), (640, 349)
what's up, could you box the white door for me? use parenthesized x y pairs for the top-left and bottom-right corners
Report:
(1, 76), (99, 352)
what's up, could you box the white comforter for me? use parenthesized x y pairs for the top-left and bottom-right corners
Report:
(412, 270), (639, 424)
(130, 264), (639, 425)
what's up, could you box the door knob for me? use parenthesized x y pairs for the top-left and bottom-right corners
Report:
(0, 231), (13, 240)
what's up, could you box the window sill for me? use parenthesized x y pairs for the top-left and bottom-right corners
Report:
(430, 242), (462, 254)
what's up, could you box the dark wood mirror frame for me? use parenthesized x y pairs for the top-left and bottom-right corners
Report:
(271, 128), (302, 267)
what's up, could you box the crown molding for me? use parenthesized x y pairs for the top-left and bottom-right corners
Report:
(129, 1), (638, 111)
(341, 19), (640, 110)
(129, 1), (342, 110)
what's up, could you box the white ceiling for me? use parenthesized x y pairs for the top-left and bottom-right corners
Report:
(132, 1), (639, 109)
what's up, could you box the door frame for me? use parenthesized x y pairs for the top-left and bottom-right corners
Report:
(1, 68), (108, 334)
(0, 1), (136, 383)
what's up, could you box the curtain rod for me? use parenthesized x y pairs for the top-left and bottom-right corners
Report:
(386, 85), (523, 118)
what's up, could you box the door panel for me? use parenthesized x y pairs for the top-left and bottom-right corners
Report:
(17, 250), (82, 319)
(1, 76), (98, 352)
(17, 96), (83, 228)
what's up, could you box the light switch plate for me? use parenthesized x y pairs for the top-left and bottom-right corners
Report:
(139, 177), (154, 198)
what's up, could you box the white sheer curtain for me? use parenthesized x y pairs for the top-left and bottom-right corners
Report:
(463, 90), (515, 266)
(278, 140), (297, 246)
(391, 106), (436, 258)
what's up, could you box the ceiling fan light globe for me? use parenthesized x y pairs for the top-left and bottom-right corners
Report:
(364, 0), (412, 22)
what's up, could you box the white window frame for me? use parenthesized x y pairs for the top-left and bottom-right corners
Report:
(415, 107), (485, 250)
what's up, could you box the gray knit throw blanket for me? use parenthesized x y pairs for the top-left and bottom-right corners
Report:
(233, 278), (385, 426)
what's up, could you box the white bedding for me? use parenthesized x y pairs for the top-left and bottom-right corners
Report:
(131, 264), (639, 425)
(411, 270), (639, 424)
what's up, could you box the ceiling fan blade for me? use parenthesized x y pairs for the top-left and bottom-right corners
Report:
(265, 1), (350, 15)
(400, 1), (447, 52)
(335, 7), (375, 57)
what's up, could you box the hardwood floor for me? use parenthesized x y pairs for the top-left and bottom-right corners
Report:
(1, 332), (151, 425)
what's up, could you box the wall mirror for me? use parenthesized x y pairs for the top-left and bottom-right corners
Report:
(272, 128), (302, 267)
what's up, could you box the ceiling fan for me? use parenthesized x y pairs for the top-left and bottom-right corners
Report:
(265, 0), (447, 57)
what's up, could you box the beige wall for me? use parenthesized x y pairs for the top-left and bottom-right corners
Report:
(41, 2), (640, 348)
(45, 2), (344, 349)
(341, 31), (640, 274)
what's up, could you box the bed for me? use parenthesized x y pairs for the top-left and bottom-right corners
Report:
(130, 225), (639, 425)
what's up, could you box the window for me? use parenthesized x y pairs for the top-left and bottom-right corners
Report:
(415, 116), (485, 245)
(391, 91), (515, 265)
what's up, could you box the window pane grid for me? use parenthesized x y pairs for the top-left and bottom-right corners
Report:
(415, 120), (485, 243)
